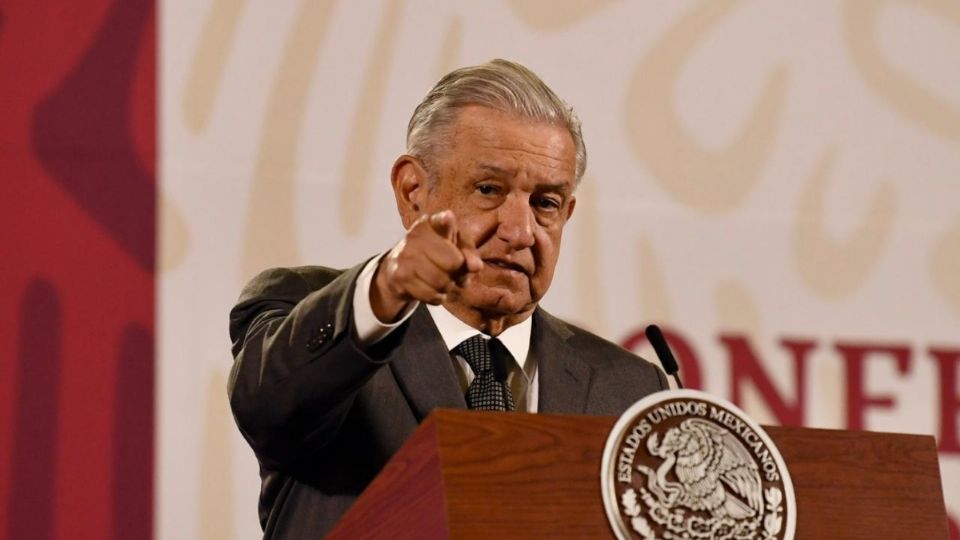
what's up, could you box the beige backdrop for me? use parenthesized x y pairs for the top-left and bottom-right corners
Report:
(160, 1), (960, 537)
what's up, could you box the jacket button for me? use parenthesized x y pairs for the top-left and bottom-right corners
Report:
(307, 323), (334, 352)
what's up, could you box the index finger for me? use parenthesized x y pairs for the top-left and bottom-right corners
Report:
(453, 229), (482, 276)
(428, 210), (458, 243)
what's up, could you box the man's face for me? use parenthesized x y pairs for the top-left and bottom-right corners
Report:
(414, 105), (578, 323)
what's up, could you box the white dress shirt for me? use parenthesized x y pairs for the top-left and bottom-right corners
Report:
(352, 255), (540, 412)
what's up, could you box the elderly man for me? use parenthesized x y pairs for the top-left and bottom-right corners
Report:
(229, 59), (667, 538)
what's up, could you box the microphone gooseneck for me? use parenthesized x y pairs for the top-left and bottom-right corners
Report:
(645, 324), (684, 389)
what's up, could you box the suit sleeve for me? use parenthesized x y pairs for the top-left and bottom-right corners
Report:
(227, 263), (404, 469)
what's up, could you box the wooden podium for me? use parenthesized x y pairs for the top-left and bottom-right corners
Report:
(328, 409), (948, 539)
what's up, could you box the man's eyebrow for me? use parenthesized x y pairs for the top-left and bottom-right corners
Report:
(476, 163), (514, 177)
(475, 163), (572, 195)
(478, 163), (570, 185)
(535, 182), (572, 196)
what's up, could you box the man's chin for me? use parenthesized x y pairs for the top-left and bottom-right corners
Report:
(454, 287), (536, 318)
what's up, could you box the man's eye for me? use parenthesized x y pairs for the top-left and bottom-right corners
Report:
(477, 185), (498, 195)
(534, 196), (561, 210)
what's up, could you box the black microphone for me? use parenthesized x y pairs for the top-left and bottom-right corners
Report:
(645, 324), (683, 389)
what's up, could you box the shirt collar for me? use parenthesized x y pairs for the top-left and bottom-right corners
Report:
(425, 304), (532, 369)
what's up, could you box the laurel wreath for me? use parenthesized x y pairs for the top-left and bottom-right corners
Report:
(620, 486), (785, 540)
(762, 487), (784, 539)
(620, 488), (656, 540)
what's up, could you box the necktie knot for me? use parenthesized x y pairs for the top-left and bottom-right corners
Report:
(454, 335), (494, 375)
(454, 335), (515, 411)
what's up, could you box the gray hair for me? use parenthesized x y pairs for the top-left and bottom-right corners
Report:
(406, 59), (587, 185)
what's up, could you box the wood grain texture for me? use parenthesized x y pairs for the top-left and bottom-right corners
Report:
(329, 410), (948, 539)
(436, 410), (614, 539)
(767, 425), (949, 539)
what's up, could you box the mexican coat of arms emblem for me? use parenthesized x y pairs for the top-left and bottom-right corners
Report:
(601, 390), (796, 540)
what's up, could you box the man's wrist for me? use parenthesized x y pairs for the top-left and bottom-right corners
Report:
(352, 254), (418, 348)
(369, 256), (410, 323)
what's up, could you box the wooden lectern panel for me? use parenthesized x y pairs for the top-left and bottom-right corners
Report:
(438, 410), (613, 538)
(769, 425), (948, 539)
(328, 411), (613, 539)
(329, 410), (948, 539)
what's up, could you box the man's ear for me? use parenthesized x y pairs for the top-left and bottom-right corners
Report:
(565, 195), (576, 222)
(390, 155), (430, 229)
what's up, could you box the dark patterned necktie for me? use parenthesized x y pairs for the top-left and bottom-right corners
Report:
(454, 335), (515, 411)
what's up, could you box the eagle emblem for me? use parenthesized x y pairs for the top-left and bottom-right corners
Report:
(601, 390), (795, 540)
(638, 418), (762, 520)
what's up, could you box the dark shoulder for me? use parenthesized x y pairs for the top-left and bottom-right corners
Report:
(537, 310), (628, 360)
(539, 310), (666, 381)
(237, 265), (346, 304)
(229, 265), (351, 348)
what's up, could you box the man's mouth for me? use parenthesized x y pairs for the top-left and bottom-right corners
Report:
(485, 258), (529, 275)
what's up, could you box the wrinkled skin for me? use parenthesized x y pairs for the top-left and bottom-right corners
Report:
(372, 105), (578, 335)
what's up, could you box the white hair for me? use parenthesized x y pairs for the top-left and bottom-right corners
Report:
(406, 59), (587, 185)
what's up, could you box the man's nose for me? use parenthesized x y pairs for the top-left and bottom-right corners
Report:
(496, 195), (535, 249)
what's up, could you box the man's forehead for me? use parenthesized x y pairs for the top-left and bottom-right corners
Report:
(449, 105), (563, 137)
(449, 108), (574, 156)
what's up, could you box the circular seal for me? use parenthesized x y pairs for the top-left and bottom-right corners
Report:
(601, 390), (796, 540)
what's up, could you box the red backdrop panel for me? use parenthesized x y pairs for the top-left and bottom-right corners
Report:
(0, 1), (155, 538)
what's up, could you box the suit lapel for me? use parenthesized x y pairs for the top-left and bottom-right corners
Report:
(533, 309), (593, 414)
(388, 305), (467, 420)
(386, 304), (592, 417)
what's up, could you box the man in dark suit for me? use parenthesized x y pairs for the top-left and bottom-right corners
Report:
(229, 59), (668, 538)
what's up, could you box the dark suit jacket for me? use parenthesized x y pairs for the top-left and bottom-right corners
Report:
(229, 262), (667, 539)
